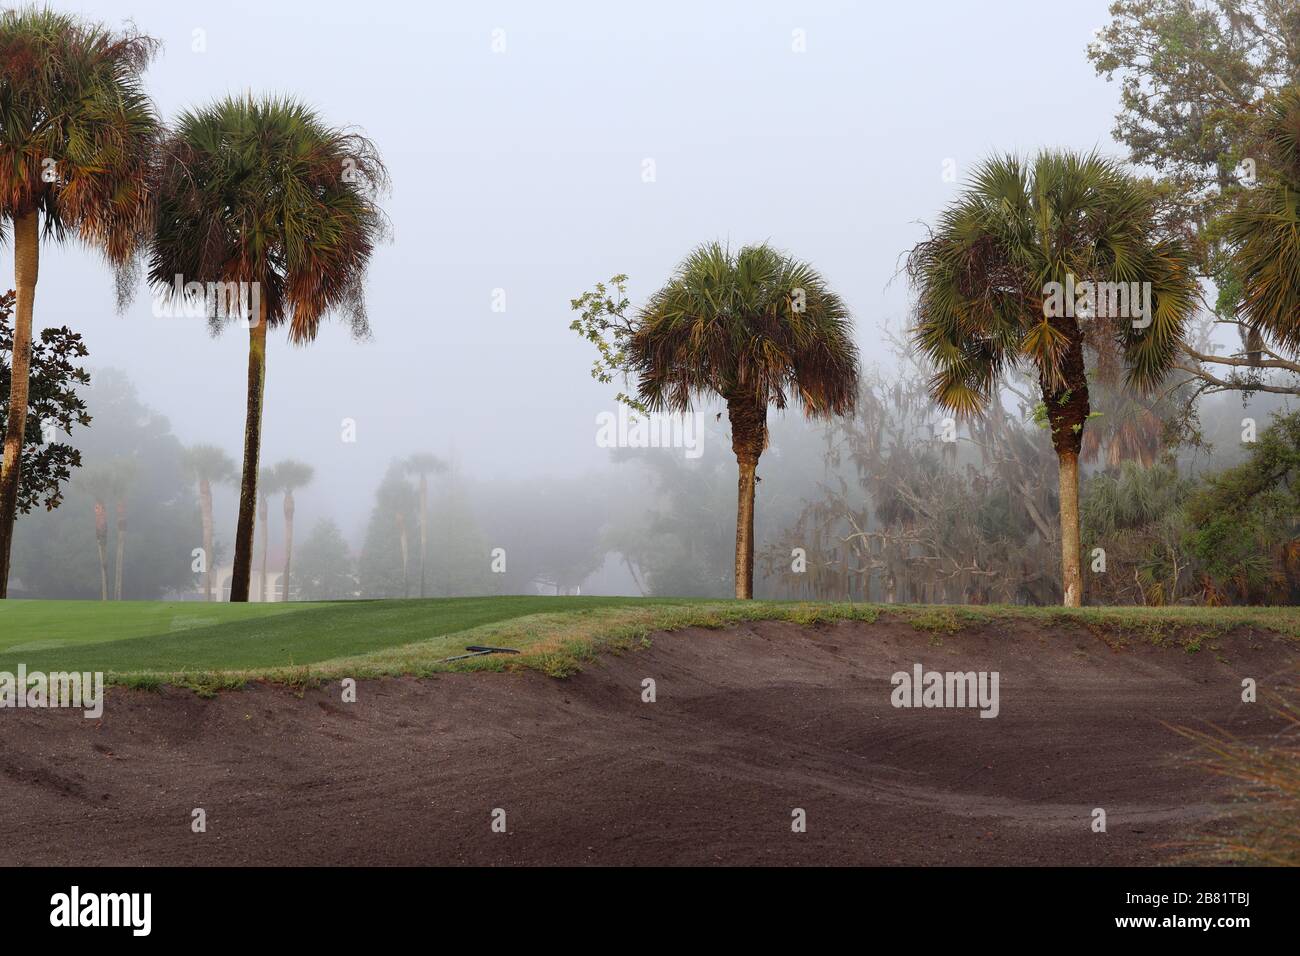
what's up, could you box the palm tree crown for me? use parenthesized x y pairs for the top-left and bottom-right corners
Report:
(184, 444), (236, 485)
(404, 453), (446, 479)
(630, 242), (858, 421)
(273, 460), (314, 494)
(148, 94), (389, 338)
(909, 151), (1196, 425)
(0, 6), (158, 269)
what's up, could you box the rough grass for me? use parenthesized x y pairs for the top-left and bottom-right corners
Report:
(1171, 689), (1300, 867)
(106, 601), (884, 690)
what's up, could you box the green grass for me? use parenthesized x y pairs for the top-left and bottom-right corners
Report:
(0, 596), (1295, 690)
(0, 596), (709, 674)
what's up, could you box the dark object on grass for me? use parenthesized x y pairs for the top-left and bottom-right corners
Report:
(437, 645), (521, 663)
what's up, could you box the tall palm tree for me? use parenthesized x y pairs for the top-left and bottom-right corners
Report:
(404, 453), (446, 598)
(1224, 85), (1300, 359)
(0, 8), (159, 598)
(148, 95), (388, 602)
(272, 459), (314, 602)
(94, 497), (109, 601)
(376, 467), (417, 598)
(113, 493), (128, 600)
(908, 152), (1198, 606)
(184, 444), (236, 602)
(630, 242), (859, 599)
(257, 467), (283, 603)
(81, 462), (128, 601)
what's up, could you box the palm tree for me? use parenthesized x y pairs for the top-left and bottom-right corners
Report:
(404, 453), (446, 598)
(94, 498), (109, 601)
(81, 462), (128, 601)
(1224, 85), (1300, 359)
(184, 444), (236, 601)
(257, 467), (283, 603)
(375, 466), (417, 598)
(908, 152), (1198, 606)
(0, 8), (159, 598)
(272, 459), (314, 602)
(113, 493), (128, 600)
(149, 95), (388, 602)
(630, 242), (859, 599)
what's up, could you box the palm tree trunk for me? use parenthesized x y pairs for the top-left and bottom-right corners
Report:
(230, 310), (267, 602)
(94, 500), (109, 602)
(1057, 449), (1083, 608)
(0, 211), (39, 599)
(734, 457), (757, 599)
(114, 499), (126, 600)
(418, 475), (428, 598)
(397, 515), (409, 598)
(259, 494), (269, 602)
(728, 397), (767, 600)
(1041, 325), (1090, 609)
(282, 489), (295, 602)
(199, 477), (214, 601)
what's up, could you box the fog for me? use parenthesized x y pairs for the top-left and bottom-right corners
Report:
(15, 0), (1281, 601)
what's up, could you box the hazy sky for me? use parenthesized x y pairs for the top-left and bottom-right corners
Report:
(31, 0), (1123, 537)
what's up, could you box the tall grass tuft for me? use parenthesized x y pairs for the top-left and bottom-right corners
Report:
(1172, 688), (1300, 866)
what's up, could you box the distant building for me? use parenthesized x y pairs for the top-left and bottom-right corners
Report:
(211, 565), (285, 603)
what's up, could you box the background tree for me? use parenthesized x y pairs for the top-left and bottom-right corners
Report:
(1222, 86), (1300, 362)
(184, 444), (236, 601)
(1090, 0), (1300, 396)
(12, 370), (200, 600)
(364, 462), (417, 598)
(766, 357), (1061, 605)
(360, 463), (414, 598)
(571, 243), (859, 599)
(477, 473), (610, 594)
(273, 459), (314, 602)
(1185, 407), (1300, 603)
(358, 463), (494, 598)
(0, 8), (158, 596)
(404, 453), (446, 598)
(602, 437), (738, 598)
(294, 518), (356, 600)
(908, 152), (1198, 606)
(257, 466), (282, 602)
(149, 95), (388, 602)
(109, 458), (137, 600)
(422, 475), (495, 597)
(79, 461), (127, 601)
(0, 290), (91, 514)
(1081, 460), (1198, 605)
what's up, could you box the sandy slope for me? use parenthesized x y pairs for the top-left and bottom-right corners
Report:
(0, 617), (1292, 865)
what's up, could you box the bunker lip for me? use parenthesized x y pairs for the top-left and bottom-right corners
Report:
(0, 618), (1292, 867)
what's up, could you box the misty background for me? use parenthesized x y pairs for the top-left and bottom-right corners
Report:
(9, 0), (1285, 600)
